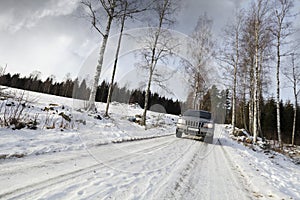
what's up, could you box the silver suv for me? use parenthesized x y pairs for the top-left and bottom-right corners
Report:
(176, 109), (214, 143)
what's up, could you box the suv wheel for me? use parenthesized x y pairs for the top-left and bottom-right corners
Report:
(176, 129), (182, 138)
(204, 136), (213, 144)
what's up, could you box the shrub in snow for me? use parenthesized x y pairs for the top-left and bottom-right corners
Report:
(26, 118), (38, 130)
(94, 115), (102, 120)
(233, 128), (247, 137)
(0, 91), (37, 129)
(135, 114), (142, 124)
(128, 117), (136, 122)
(59, 112), (71, 122)
(0, 89), (77, 131)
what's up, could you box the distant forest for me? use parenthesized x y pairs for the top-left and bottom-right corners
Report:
(0, 72), (299, 144)
(0, 72), (182, 115)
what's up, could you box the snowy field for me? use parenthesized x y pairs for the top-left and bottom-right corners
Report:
(0, 87), (176, 159)
(0, 87), (300, 199)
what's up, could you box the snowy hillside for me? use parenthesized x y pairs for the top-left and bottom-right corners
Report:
(0, 87), (177, 158)
(0, 87), (300, 199)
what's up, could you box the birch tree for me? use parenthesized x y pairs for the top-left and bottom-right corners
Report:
(138, 0), (180, 127)
(184, 13), (214, 110)
(104, 0), (148, 117)
(104, 2), (127, 117)
(239, 57), (250, 130)
(271, 0), (294, 147)
(283, 52), (300, 145)
(253, 0), (265, 143)
(242, 0), (271, 142)
(221, 9), (243, 134)
(82, 0), (138, 111)
(240, 16), (256, 134)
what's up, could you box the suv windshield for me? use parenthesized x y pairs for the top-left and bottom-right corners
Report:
(183, 110), (212, 120)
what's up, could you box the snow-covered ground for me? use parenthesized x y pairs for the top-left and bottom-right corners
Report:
(220, 128), (300, 199)
(0, 87), (176, 159)
(0, 87), (300, 199)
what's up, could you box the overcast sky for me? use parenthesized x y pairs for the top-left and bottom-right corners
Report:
(0, 0), (299, 99)
(0, 0), (249, 80)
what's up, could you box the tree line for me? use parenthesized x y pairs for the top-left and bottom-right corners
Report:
(178, 0), (299, 147)
(186, 83), (300, 145)
(1, 70), (299, 144)
(0, 71), (182, 115)
(218, 0), (299, 146)
(233, 97), (300, 145)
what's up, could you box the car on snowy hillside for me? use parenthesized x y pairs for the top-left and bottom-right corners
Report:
(176, 109), (214, 143)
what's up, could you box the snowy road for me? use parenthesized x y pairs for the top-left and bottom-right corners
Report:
(0, 126), (252, 200)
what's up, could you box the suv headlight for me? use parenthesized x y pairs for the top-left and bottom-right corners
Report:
(177, 118), (186, 124)
(203, 123), (214, 129)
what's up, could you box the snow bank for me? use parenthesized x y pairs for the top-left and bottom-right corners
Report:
(220, 125), (300, 199)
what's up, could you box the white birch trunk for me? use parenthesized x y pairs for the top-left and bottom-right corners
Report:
(231, 29), (239, 135)
(88, 14), (114, 111)
(292, 101), (297, 145)
(105, 2), (127, 117)
(292, 55), (297, 145)
(253, 20), (259, 143)
(142, 67), (153, 128)
(249, 57), (254, 135)
(257, 49), (263, 137)
(242, 71), (248, 131)
(249, 84), (254, 135)
(276, 35), (282, 147)
(141, 0), (167, 127)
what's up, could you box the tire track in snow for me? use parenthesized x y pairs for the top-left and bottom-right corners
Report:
(103, 137), (201, 199)
(155, 125), (254, 200)
(0, 132), (174, 162)
(1, 126), (255, 199)
(150, 138), (204, 199)
(0, 135), (188, 199)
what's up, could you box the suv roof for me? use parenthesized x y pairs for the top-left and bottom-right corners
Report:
(183, 109), (212, 120)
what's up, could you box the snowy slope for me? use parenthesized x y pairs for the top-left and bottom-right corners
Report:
(0, 87), (177, 158)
